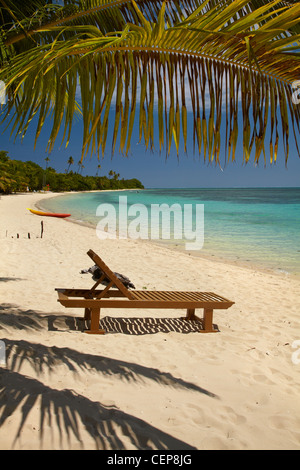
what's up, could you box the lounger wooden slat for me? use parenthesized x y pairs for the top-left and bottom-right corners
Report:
(150, 292), (165, 301)
(207, 292), (230, 302)
(178, 292), (201, 302)
(196, 292), (213, 302)
(164, 291), (186, 301)
(151, 291), (167, 301)
(56, 249), (234, 335)
(187, 292), (208, 302)
(141, 291), (171, 301)
(131, 290), (155, 301)
(130, 290), (147, 300)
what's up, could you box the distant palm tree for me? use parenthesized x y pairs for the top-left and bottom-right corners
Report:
(96, 164), (101, 176)
(1, 0), (300, 166)
(66, 156), (74, 173)
(77, 160), (84, 174)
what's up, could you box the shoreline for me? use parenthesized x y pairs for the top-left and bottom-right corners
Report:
(36, 190), (300, 281)
(1, 191), (300, 450)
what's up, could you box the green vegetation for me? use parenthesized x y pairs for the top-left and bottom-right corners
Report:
(0, 151), (144, 194)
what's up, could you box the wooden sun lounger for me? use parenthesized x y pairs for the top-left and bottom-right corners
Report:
(56, 249), (234, 335)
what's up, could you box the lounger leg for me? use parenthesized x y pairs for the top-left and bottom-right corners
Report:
(185, 309), (202, 322)
(83, 308), (91, 321)
(203, 308), (217, 332)
(186, 308), (195, 320)
(84, 308), (105, 334)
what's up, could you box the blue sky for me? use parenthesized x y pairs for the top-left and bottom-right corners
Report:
(1, 106), (300, 189)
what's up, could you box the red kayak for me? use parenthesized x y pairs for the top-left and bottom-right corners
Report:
(27, 208), (71, 218)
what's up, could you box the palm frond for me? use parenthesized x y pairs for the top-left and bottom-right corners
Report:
(0, 0), (300, 164)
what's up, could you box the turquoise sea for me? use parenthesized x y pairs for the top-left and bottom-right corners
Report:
(41, 188), (300, 278)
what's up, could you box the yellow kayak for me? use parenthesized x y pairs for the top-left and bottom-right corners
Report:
(27, 208), (71, 218)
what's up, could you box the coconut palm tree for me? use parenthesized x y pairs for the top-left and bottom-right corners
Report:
(0, 0), (299, 166)
(96, 164), (101, 176)
(66, 156), (74, 173)
(77, 160), (85, 174)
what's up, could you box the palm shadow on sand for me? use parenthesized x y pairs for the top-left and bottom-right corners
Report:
(4, 338), (218, 397)
(0, 369), (197, 450)
(0, 304), (218, 449)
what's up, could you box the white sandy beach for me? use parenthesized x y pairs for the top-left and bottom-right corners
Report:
(0, 191), (300, 450)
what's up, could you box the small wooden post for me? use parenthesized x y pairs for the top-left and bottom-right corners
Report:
(40, 221), (44, 239)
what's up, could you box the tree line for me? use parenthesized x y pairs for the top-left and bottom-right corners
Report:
(0, 151), (144, 194)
